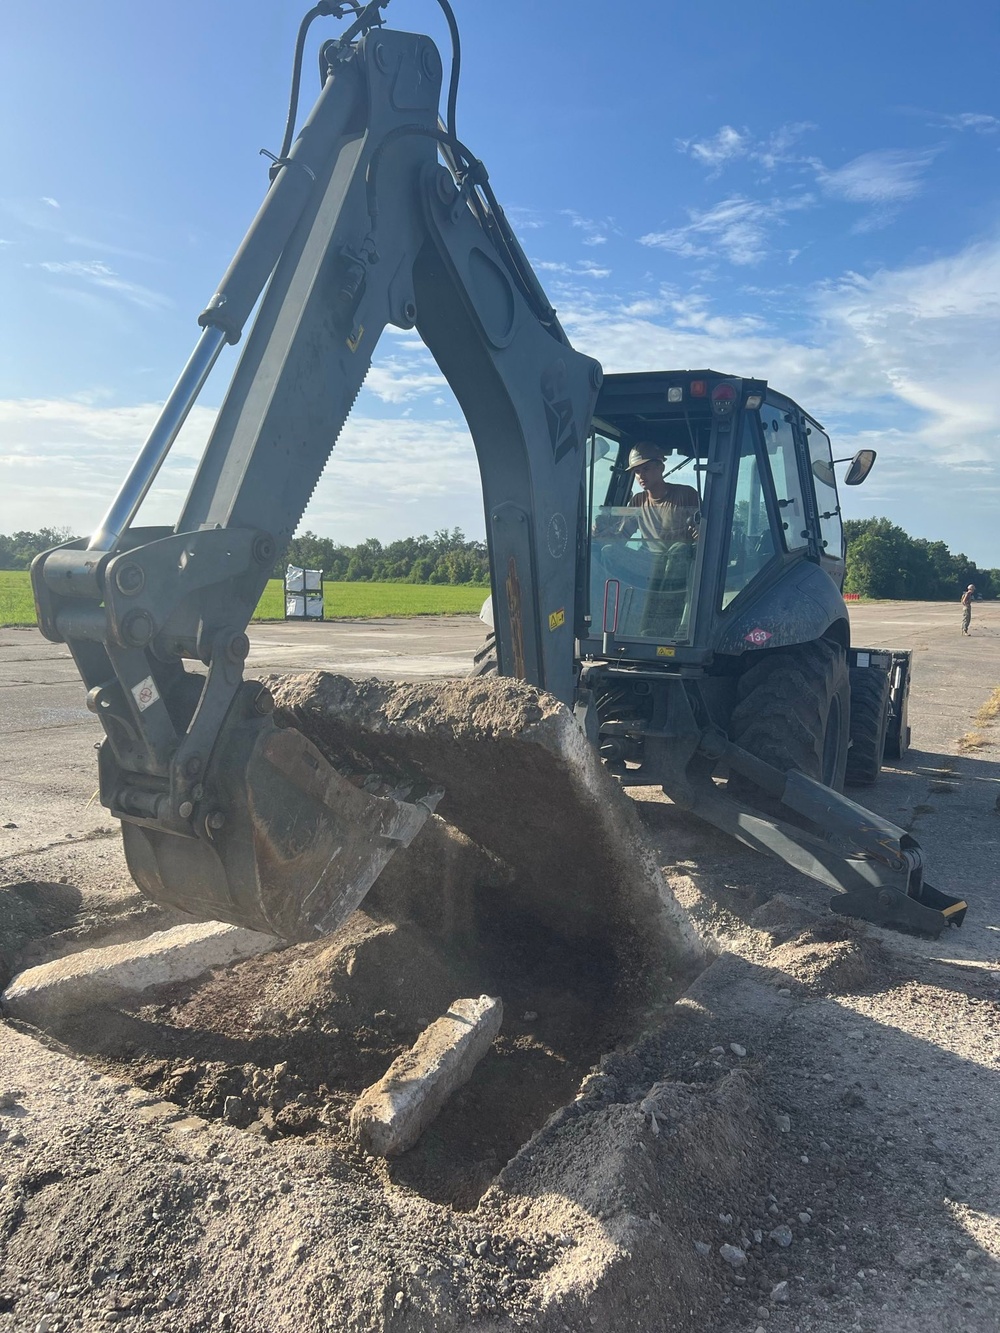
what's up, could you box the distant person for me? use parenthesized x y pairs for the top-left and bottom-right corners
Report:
(961, 584), (976, 635)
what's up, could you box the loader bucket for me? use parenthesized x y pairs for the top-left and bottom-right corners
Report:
(121, 710), (441, 941)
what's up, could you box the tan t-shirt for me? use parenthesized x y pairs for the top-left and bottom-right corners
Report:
(625, 483), (700, 546)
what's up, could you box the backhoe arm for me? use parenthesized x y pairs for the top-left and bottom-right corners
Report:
(31, 22), (600, 940)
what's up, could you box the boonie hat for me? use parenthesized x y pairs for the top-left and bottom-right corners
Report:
(625, 445), (665, 471)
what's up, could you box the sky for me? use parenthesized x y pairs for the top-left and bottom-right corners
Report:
(2, 0), (999, 564)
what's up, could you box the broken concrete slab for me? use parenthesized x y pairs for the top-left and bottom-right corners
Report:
(271, 673), (705, 998)
(351, 994), (503, 1156)
(2, 921), (281, 1027)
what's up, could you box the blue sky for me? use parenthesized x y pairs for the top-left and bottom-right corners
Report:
(2, 0), (999, 564)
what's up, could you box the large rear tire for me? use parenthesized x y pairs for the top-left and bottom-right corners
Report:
(845, 667), (890, 787)
(728, 639), (850, 796)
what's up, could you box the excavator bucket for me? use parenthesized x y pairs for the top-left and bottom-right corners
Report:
(123, 672), (702, 983)
(120, 711), (442, 941)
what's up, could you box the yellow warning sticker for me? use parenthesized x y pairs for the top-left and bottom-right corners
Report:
(656, 646), (676, 657)
(548, 608), (566, 632)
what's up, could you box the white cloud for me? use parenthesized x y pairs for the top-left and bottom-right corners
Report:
(814, 149), (935, 205)
(639, 194), (814, 266)
(0, 398), (481, 544)
(533, 258), (611, 279)
(41, 196), (60, 209)
(752, 123), (817, 172)
(931, 112), (1000, 134)
(678, 122), (815, 174)
(814, 238), (1000, 456)
(505, 206), (546, 232)
(561, 209), (618, 248)
(32, 258), (172, 310)
(667, 294), (765, 337)
(675, 132), (936, 231)
(363, 359), (447, 404)
(677, 125), (751, 171)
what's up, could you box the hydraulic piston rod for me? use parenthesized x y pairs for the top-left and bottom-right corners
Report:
(88, 325), (228, 553)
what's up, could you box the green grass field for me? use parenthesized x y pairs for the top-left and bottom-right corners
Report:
(254, 579), (488, 619)
(0, 570), (488, 628)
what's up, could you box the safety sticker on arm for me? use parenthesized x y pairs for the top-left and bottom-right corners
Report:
(131, 676), (160, 711)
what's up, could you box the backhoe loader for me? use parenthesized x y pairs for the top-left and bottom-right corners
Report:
(31, 0), (966, 948)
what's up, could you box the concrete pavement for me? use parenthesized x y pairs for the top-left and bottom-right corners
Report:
(0, 617), (486, 861)
(2, 603), (998, 964)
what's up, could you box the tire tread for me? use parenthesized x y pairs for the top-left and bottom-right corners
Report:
(845, 666), (890, 787)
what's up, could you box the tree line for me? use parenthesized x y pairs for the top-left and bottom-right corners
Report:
(843, 518), (997, 600)
(2, 520), (994, 598)
(281, 528), (489, 584)
(0, 527), (490, 586)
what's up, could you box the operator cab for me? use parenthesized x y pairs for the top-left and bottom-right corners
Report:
(579, 370), (859, 666)
(586, 417), (706, 644)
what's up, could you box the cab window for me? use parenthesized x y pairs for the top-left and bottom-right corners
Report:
(806, 421), (843, 558)
(586, 434), (700, 642)
(722, 415), (777, 607)
(760, 401), (809, 551)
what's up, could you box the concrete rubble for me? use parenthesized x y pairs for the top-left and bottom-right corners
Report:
(351, 994), (504, 1156)
(2, 921), (280, 1026)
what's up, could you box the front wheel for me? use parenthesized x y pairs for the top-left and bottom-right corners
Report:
(728, 639), (851, 797)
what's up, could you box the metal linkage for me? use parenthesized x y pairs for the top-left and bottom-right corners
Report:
(601, 680), (968, 938)
(696, 737), (968, 936)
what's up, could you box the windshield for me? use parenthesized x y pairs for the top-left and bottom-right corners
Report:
(587, 434), (702, 642)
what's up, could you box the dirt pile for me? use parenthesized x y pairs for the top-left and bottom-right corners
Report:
(269, 671), (702, 991)
(767, 919), (893, 994)
(1, 960), (779, 1333)
(50, 885), (679, 1211)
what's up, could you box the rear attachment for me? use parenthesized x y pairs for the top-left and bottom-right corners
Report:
(685, 734), (967, 938)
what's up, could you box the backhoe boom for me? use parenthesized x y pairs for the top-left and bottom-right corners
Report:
(31, 24), (599, 938)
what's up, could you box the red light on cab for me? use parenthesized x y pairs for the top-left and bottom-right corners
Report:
(711, 381), (738, 417)
(690, 380), (707, 397)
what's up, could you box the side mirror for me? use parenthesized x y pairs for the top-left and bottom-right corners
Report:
(811, 458), (836, 488)
(844, 449), (876, 486)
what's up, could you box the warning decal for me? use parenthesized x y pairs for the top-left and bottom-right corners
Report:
(131, 676), (160, 712)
